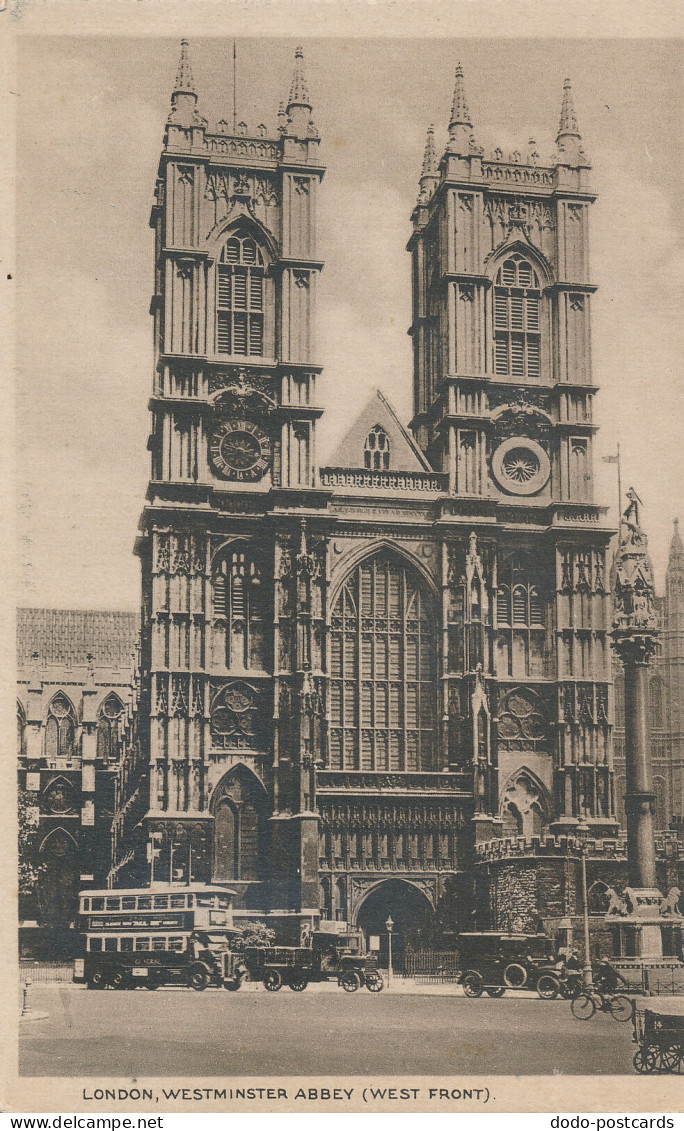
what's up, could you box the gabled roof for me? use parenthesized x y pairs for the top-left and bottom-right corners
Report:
(327, 389), (431, 472)
(17, 608), (138, 670)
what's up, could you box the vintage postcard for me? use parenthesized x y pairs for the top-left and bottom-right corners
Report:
(2, 0), (683, 1116)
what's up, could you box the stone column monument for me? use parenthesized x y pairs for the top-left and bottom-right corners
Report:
(610, 489), (680, 959)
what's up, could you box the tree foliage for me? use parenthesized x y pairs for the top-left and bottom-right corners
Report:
(235, 920), (276, 947)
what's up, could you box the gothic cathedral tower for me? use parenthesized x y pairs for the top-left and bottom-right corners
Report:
(408, 68), (616, 839)
(120, 42), (327, 917)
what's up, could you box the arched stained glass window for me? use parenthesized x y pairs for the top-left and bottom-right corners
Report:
(364, 426), (391, 470)
(97, 694), (124, 763)
(216, 232), (265, 356)
(329, 554), (437, 771)
(493, 254), (541, 380)
(213, 543), (269, 671)
(44, 694), (76, 762)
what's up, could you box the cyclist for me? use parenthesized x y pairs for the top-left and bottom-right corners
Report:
(593, 955), (627, 993)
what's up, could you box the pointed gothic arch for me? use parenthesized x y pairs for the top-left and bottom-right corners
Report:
(329, 539), (440, 609)
(96, 692), (125, 763)
(44, 692), (77, 761)
(37, 827), (79, 928)
(210, 763), (270, 882)
(500, 766), (551, 838)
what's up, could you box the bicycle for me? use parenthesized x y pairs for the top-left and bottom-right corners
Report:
(571, 987), (632, 1022)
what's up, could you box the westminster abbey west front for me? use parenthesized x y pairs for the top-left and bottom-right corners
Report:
(111, 43), (684, 959)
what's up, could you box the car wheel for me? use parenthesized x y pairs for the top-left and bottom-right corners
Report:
(462, 970), (484, 998)
(503, 963), (528, 989)
(289, 976), (309, 992)
(264, 969), (283, 992)
(485, 986), (505, 998)
(365, 972), (384, 992)
(188, 966), (209, 991)
(536, 974), (561, 1000)
(340, 972), (361, 993)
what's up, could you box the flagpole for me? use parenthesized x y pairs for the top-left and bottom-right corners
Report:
(232, 40), (237, 134)
(616, 440), (622, 519)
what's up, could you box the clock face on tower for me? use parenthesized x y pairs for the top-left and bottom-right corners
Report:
(210, 418), (271, 482)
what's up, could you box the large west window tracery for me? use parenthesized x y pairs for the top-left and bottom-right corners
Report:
(329, 554), (437, 771)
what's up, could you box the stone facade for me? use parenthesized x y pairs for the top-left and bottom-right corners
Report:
(17, 608), (137, 953)
(20, 44), (683, 960)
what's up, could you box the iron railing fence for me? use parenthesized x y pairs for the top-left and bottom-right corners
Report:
(19, 961), (73, 984)
(403, 949), (460, 977)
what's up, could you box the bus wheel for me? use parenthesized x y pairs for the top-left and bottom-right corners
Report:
(108, 967), (127, 990)
(188, 966), (209, 991)
(224, 978), (241, 991)
(289, 976), (309, 992)
(264, 969), (283, 992)
(88, 970), (106, 990)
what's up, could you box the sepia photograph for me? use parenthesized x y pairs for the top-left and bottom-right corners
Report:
(5, 10), (684, 1113)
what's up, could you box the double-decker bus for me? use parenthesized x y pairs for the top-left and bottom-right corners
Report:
(73, 885), (246, 991)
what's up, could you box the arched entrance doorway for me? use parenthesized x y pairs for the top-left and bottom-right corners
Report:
(356, 880), (434, 967)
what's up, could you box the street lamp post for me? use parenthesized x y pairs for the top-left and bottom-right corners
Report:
(577, 825), (593, 990)
(385, 916), (394, 990)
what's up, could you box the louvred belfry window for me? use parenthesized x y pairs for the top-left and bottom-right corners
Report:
(329, 554), (437, 772)
(216, 234), (265, 356)
(493, 255), (541, 380)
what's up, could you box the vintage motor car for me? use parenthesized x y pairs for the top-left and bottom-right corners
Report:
(241, 929), (384, 992)
(456, 930), (558, 998)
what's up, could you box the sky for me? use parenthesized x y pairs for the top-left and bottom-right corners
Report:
(15, 35), (683, 611)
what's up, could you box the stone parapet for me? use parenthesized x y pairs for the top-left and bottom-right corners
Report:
(474, 831), (683, 862)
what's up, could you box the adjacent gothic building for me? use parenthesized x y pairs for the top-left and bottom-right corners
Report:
(17, 609), (137, 953)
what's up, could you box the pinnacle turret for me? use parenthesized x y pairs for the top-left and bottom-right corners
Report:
(284, 45), (317, 142)
(287, 45), (312, 112)
(446, 63), (477, 156)
(167, 39), (202, 132)
(557, 77), (580, 140)
(173, 39), (197, 99)
(417, 125), (439, 204)
(554, 76), (588, 167)
(668, 519), (684, 570)
(449, 63), (472, 128)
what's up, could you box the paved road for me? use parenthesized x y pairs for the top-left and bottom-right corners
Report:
(20, 983), (638, 1077)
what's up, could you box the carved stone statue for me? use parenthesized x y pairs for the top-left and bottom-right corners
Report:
(605, 886), (628, 916)
(660, 887), (681, 917)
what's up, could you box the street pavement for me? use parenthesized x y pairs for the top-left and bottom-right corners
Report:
(19, 981), (639, 1077)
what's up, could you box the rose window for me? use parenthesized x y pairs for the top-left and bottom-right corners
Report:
(491, 436), (550, 496)
(501, 447), (540, 484)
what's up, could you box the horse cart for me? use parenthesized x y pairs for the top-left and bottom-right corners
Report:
(632, 998), (684, 1074)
